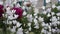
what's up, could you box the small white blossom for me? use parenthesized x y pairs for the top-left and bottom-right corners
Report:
(52, 4), (56, 8)
(57, 6), (60, 10)
(38, 17), (44, 22)
(41, 6), (45, 10)
(28, 23), (31, 26)
(23, 11), (27, 16)
(29, 27), (31, 31)
(13, 20), (17, 24)
(16, 22), (21, 27)
(46, 0), (50, 3)
(56, 13), (60, 16)
(17, 27), (23, 34)
(43, 11), (47, 14)
(34, 25), (39, 29)
(10, 26), (16, 32)
(46, 8), (51, 13)
(52, 29), (56, 33)
(34, 18), (38, 25)
(47, 13), (51, 17)
(51, 12), (55, 16)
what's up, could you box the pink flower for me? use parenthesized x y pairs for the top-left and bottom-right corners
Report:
(12, 7), (23, 18)
(0, 5), (4, 17)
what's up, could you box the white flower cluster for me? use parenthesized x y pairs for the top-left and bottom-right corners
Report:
(41, 5), (60, 34)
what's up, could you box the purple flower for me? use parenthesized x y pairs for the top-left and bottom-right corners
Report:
(12, 7), (23, 18)
(0, 5), (4, 17)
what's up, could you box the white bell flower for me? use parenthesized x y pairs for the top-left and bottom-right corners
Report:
(29, 27), (31, 31)
(23, 11), (27, 16)
(9, 21), (12, 24)
(15, 3), (21, 8)
(17, 27), (23, 34)
(38, 17), (44, 22)
(12, 10), (16, 14)
(28, 23), (31, 26)
(16, 22), (21, 27)
(52, 4), (56, 9)
(27, 14), (33, 22)
(52, 29), (56, 33)
(46, 8), (51, 13)
(51, 12), (55, 16)
(35, 16), (38, 18)
(51, 16), (57, 22)
(41, 6), (45, 10)
(22, 6), (26, 10)
(10, 26), (16, 32)
(57, 6), (60, 10)
(56, 13), (60, 16)
(46, 0), (50, 3)
(13, 20), (18, 24)
(43, 11), (47, 14)
(47, 13), (51, 17)
(34, 25), (39, 29)
(8, 15), (14, 20)
(57, 21), (60, 25)
(34, 18), (38, 25)
(42, 22), (46, 27)
(34, 8), (39, 14)
(13, 14), (19, 19)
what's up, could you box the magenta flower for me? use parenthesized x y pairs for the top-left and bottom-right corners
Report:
(0, 5), (4, 17)
(12, 7), (23, 18)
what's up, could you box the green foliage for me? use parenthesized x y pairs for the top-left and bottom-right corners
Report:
(51, 8), (59, 13)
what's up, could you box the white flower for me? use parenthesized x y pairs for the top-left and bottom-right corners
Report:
(47, 13), (51, 17)
(10, 26), (16, 32)
(35, 16), (38, 18)
(57, 17), (60, 20)
(52, 29), (56, 33)
(13, 20), (17, 24)
(51, 16), (57, 21)
(29, 27), (31, 31)
(43, 11), (47, 14)
(27, 14), (33, 22)
(28, 23), (31, 26)
(34, 8), (39, 14)
(12, 10), (16, 14)
(15, 3), (21, 7)
(17, 27), (23, 34)
(38, 17), (44, 22)
(42, 22), (46, 27)
(46, 8), (51, 13)
(9, 21), (12, 24)
(46, 0), (50, 3)
(22, 6), (26, 10)
(34, 13), (37, 16)
(8, 15), (14, 20)
(41, 6), (45, 10)
(25, 31), (29, 34)
(23, 11), (27, 16)
(57, 6), (60, 10)
(41, 29), (47, 34)
(34, 18), (38, 24)
(16, 22), (21, 27)
(34, 25), (39, 29)
(57, 21), (60, 25)
(13, 14), (19, 19)
(56, 13), (60, 16)
(52, 4), (56, 8)
(51, 12), (55, 16)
